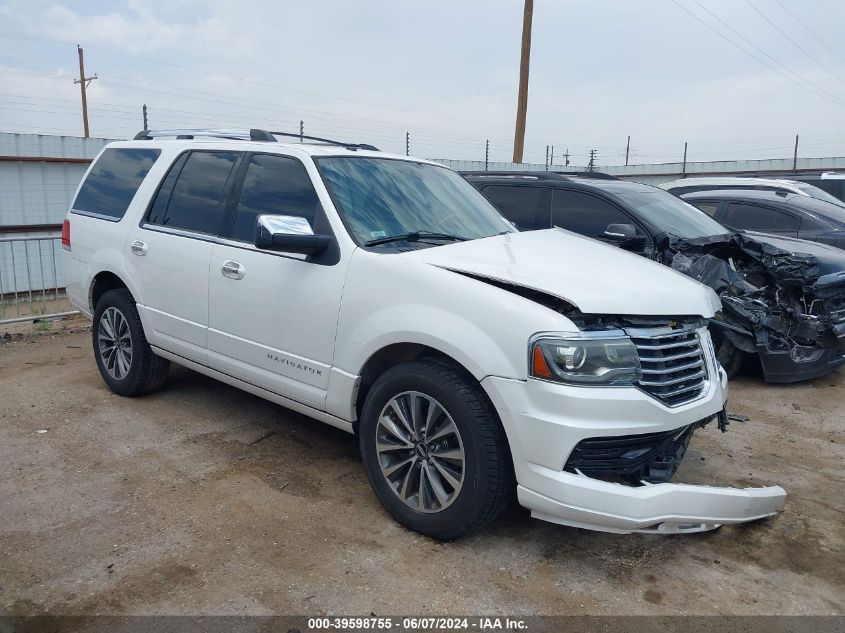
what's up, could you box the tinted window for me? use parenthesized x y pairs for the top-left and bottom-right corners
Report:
(232, 154), (321, 242)
(776, 212), (801, 230)
(73, 148), (160, 219)
(613, 189), (729, 239)
(689, 200), (721, 217)
(483, 186), (546, 230)
(148, 151), (238, 235)
(552, 190), (635, 237)
(725, 202), (778, 229)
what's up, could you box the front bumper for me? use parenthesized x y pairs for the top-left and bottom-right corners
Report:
(482, 344), (786, 534)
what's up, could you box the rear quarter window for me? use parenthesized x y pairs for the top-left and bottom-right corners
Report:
(72, 148), (161, 220)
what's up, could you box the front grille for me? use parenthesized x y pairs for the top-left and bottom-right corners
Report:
(565, 424), (695, 484)
(630, 328), (708, 407)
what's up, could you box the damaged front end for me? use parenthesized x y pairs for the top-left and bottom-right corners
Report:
(665, 232), (845, 382)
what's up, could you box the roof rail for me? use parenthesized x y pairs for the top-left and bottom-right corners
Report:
(133, 129), (251, 141)
(459, 171), (573, 181)
(552, 170), (619, 180)
(133, 128), (379, 151)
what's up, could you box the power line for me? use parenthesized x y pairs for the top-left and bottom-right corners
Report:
(689, 0), (845, 102)
(742, 0), (845, 86)
(669, 0), (845, 109)
(0, 32), (504, 130)
(772, 0), (845, 66)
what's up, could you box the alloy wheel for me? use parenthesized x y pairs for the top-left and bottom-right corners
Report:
(375, 391), (465, 513)
(98, 306), (133, 380)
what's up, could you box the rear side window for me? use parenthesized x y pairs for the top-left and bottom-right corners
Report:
(482, 186), (546, 230)
(232, 154), (321, 242)
(723, 203), (798, 230)
(552, 189), (635, 237)
(72, 148), (160, 220)
(147, 151), (239, 235)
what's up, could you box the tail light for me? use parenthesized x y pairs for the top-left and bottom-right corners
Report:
(61, 219), (71, 251)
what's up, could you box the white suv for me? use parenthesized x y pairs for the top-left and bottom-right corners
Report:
(63, 129), (785, 539)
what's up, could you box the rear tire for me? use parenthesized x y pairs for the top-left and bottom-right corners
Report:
(92, 288), (170, 396)
(359, 359), (514, 541)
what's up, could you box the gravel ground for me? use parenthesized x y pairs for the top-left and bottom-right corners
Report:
(1, 322), (843, 616)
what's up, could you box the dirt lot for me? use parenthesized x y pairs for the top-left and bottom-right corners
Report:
(1, 320), (843, 616)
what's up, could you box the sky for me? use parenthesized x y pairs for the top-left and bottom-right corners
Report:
(0, 0), (844, 166)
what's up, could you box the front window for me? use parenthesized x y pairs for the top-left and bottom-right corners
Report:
(613, 189), (729, 239)
(315, 157), (515, 247)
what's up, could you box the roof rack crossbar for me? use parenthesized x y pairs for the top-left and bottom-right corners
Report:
(459, 171), (574, 181)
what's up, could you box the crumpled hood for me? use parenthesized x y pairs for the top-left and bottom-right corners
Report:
(402, 229), (720, 316)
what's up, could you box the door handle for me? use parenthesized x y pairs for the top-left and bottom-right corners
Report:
(130, 240), (148, 256)
(221, 260), (246, 280)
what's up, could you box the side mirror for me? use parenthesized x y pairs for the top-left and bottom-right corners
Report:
(603, 223), (645, 246)
(255, 215), (332, 255)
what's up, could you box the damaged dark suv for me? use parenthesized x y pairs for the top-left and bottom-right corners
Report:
(463, 171), (845, 383)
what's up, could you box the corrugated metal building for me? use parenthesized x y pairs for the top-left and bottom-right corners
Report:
(0, 133), (112, 303)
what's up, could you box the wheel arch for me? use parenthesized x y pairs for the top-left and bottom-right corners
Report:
(354, 343), (460, 428)
(89, 270), (133, 312)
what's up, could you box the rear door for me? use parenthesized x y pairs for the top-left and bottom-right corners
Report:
(125, 149), (241, 363)
(721, 202), (800, 237)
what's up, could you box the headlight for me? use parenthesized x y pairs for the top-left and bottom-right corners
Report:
(530, 335), (642, 386)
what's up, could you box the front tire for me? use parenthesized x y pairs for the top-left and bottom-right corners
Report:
(359, 359), (514, 540)
(716, 336), (745, 379)
(92, 288), (170, 396)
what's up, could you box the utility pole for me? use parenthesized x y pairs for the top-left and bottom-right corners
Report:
(406, 131), (410, 156)
(73, 45), (97, 138)
(563, 148), (570, 166)
(485, 139), (489, 171)
(793, 134), (799, 172)
(550, 145), (554, 167)
(512, 0), (534, 163)
(545, 145), (549, 170)
(625, 135), (631, 166)
(587, 149), (598, 171)
(682, 142), (688, 177)
(142, 104), (148, 130)
(300, 120), (304, 142)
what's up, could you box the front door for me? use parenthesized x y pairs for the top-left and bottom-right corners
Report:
(206, 152), (348, 410)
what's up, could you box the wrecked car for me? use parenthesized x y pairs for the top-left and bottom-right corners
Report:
(463, 171), (845, 383)
(64, 131), (784, 539)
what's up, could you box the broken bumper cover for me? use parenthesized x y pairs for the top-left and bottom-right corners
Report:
(518, 467), (786, 534)
(757, 338), (845, 383)
(482, 344), (786, 534)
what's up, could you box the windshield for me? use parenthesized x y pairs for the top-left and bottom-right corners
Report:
(315, 157), (515, 247)
(613, 189), (730, 239)
(795, 184), (845, 207)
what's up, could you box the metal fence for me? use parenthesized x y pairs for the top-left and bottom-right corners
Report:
(0, 235), (78, 325)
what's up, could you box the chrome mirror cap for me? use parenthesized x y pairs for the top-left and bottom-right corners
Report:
(257, 214), (314, 236)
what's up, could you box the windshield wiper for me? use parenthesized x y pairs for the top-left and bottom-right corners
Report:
(365, 231), (468, 247)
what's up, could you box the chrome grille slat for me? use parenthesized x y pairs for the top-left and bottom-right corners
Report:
(638, 349), (702, 363)
(640, 359), (703, 374)
(639, 369), (706, 387)
(634, 340), (698, 351)
(630, 327), (708, 407)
